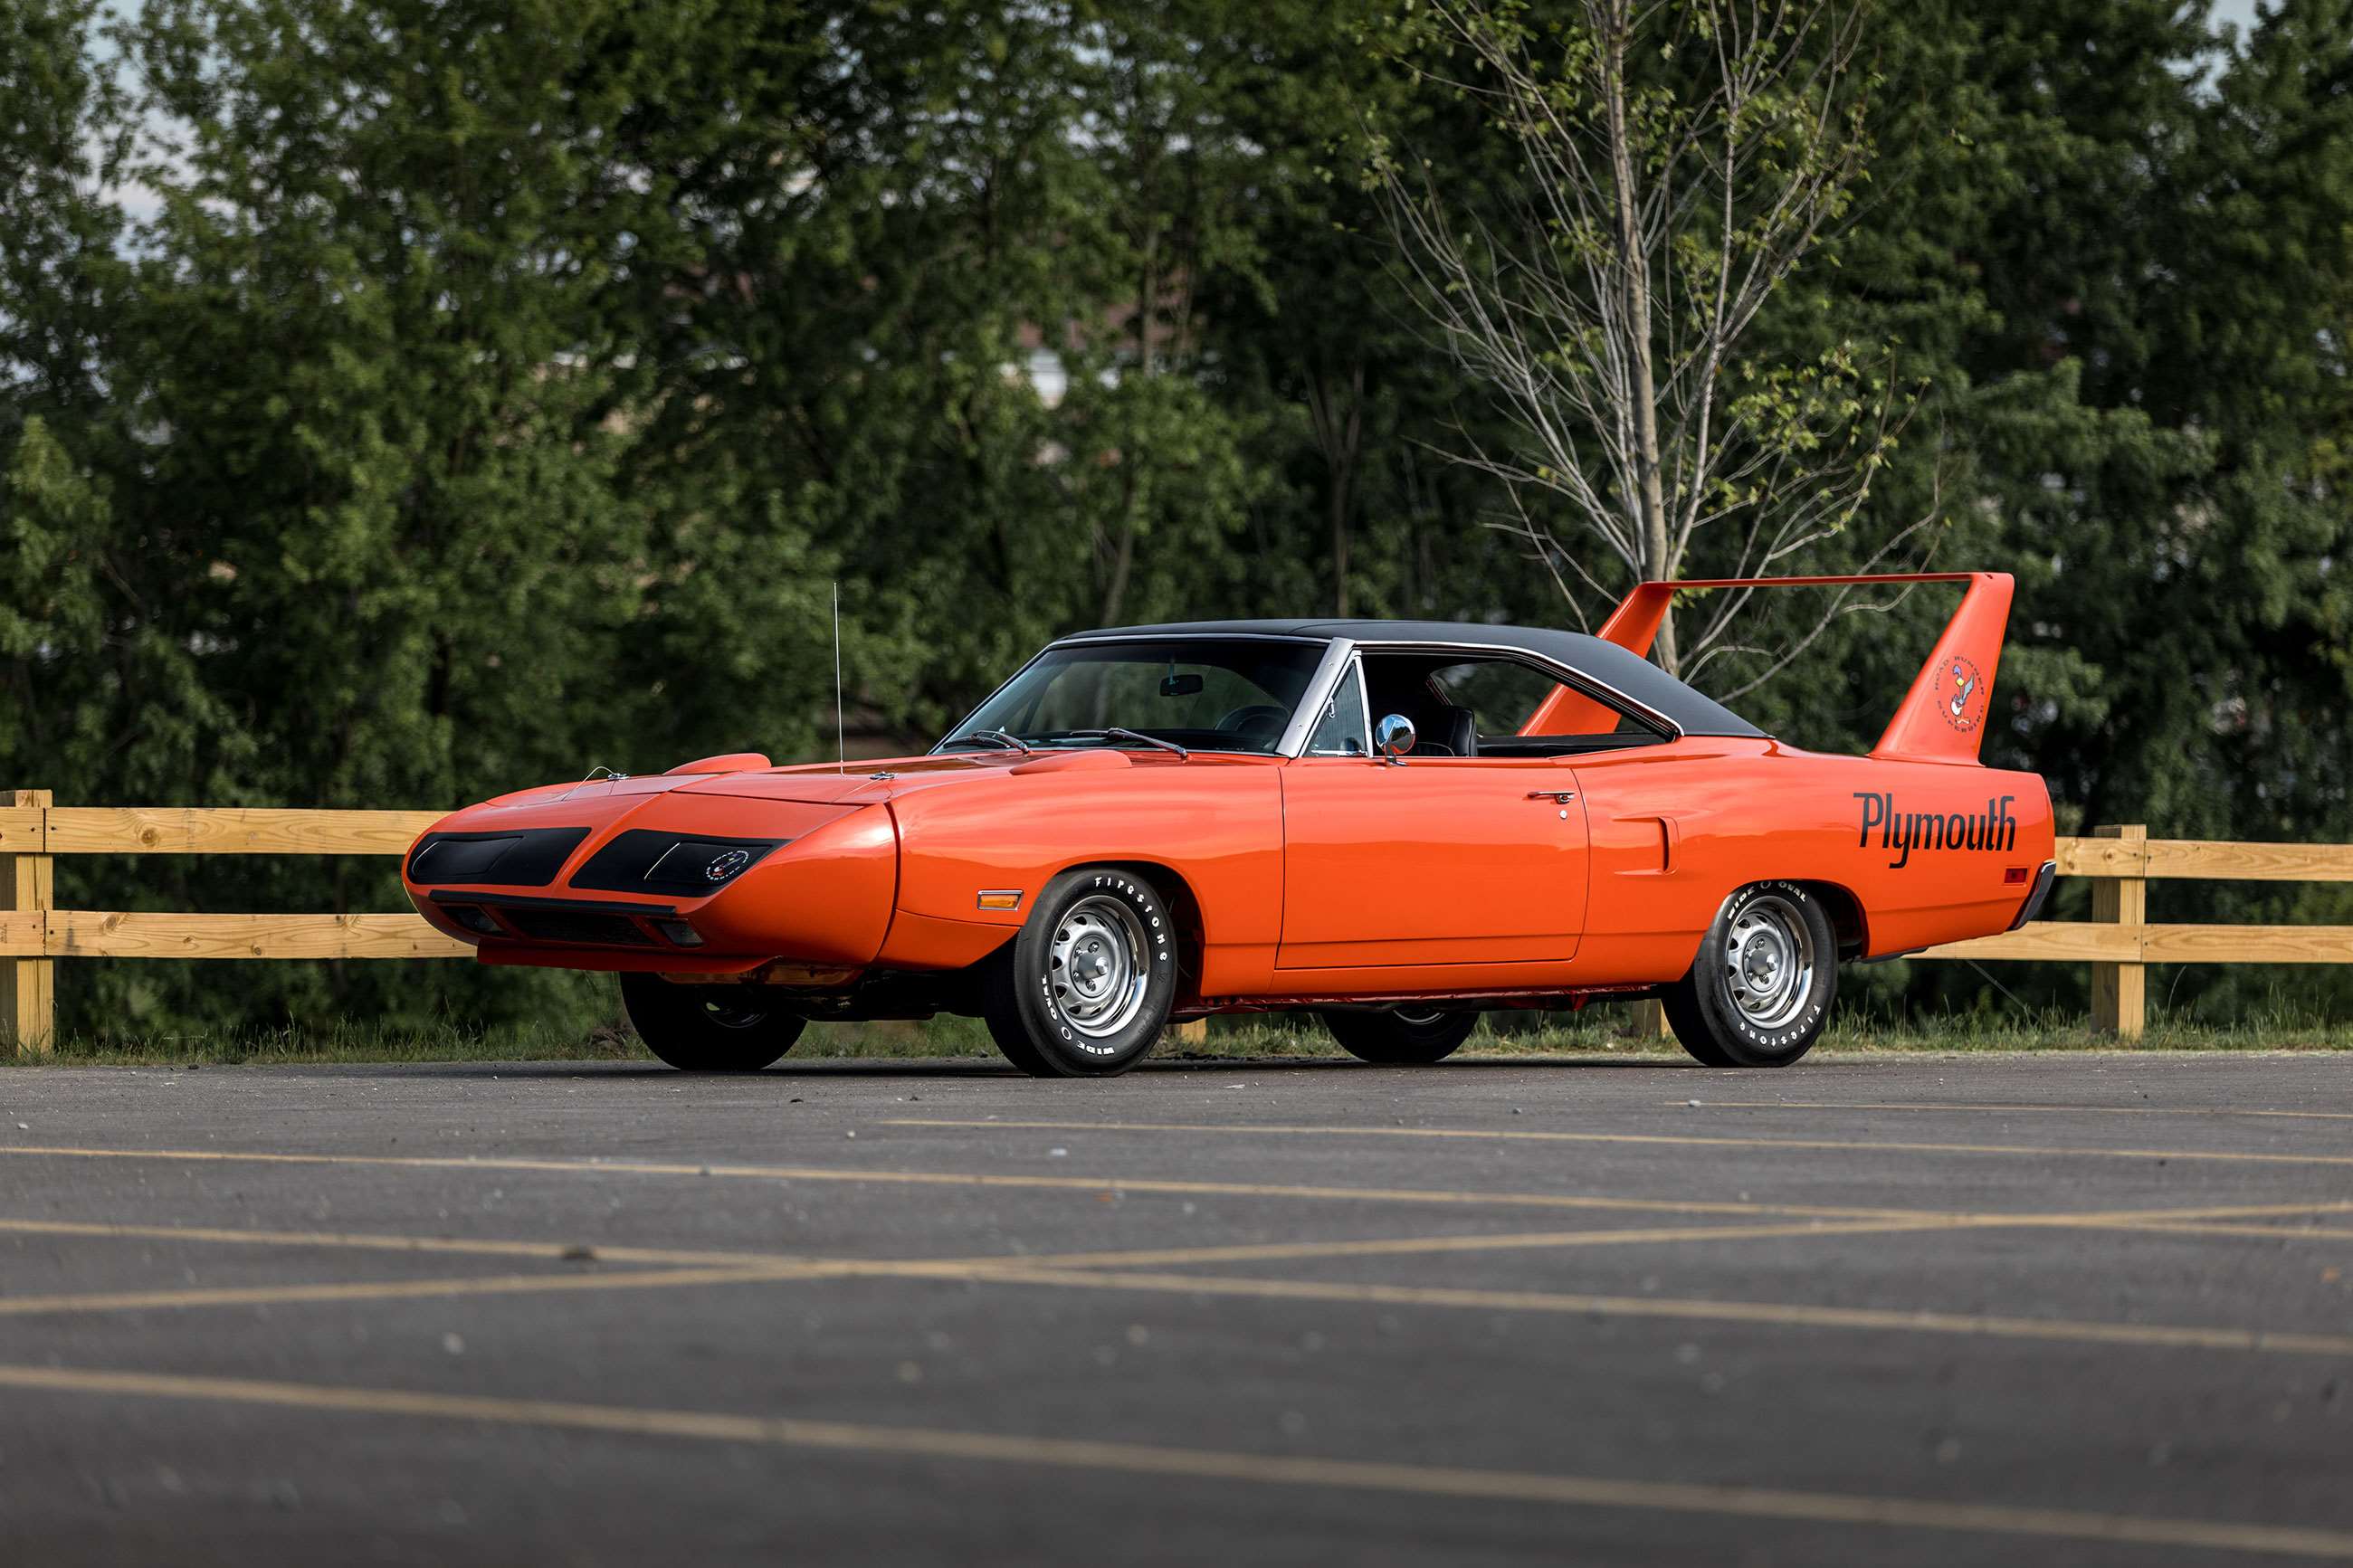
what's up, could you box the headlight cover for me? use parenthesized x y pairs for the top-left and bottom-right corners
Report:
(568, 830), (787, 896)
(406, 827), (590, 887)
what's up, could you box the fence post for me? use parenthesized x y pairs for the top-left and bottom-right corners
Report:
(2090, 822), (2146, 1039)
(2, 789), (54, 1055)
(1629, 997), (1670, 1043)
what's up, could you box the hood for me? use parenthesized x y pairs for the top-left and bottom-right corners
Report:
(474, 773), (718, 813)
(678, 749), (1273, 803)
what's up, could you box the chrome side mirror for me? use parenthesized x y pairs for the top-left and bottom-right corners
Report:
(1375, 713), (1416, 764)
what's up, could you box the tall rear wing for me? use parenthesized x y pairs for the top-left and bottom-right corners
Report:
(1567, 573), (2015, 764)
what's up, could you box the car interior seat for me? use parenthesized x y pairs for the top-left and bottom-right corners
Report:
(1419, 703), (1478, 758)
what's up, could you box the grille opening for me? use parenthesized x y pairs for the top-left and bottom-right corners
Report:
(499, 908), (656, 946)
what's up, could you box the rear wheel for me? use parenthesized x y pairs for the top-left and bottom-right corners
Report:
(620, 972), (805, 1072)
(1320, 1007), (1479, 1065)
(981, 868), (1177, 1077)
(1662, 881), (1836, 1069)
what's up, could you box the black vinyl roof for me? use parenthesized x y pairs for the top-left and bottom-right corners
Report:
(1061, 619), (1767, 739)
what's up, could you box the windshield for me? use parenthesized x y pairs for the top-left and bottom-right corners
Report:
(940, 639), (1327, 755)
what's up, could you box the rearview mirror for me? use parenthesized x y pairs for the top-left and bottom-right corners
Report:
(1159, 672), (1205, 697)
(1375, 713), (1416, 764)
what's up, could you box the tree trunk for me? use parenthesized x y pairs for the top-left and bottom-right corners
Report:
(1100, 510), (1138, 625)
(1330, 486), (1351, 617)
(1602, 7), (1677, 673)
(1310, 360), (1365, 617)
(1101, 198), (1157, 627)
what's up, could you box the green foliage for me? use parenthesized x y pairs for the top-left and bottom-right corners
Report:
(1358, 0), (1910, 679)
(2, 0), (2352, 1036)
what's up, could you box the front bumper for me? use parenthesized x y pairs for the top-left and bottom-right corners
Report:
(405, 792), (900, 971)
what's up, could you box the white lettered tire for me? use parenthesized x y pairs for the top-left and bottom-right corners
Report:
(982, 868), (1177, 1078)
(1662, 881), (1837, 1069)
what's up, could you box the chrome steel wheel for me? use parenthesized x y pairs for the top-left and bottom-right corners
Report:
(1720, 893), (1818, 1031)
(1049, 894), (1152, 1039)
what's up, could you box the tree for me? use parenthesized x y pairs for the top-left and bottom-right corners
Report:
(0, 0), (128, 434)
(5, 0), (858, 1036)
(1367, 0), (1920, 678)
(11, 0), (2353, 1041)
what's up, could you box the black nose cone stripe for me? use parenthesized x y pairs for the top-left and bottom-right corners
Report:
(406, 828), (590, 888)
(567, 830), (786, 896)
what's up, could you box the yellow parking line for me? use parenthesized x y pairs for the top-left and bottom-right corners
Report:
(16, 1213), (1927, 1275)
(5, 1148), (2348, 1259)
(1022, 1199), (2353, 1269)
(957, 1265), (2353, 1359)
(2102, 1219), (2353, 1243)
(9, 1220), (2345, 1362)
(0, 1145), (1967, 1222)
(882, 1117), (2353, 1171)
(9, 1204), (2331, 1286)
(2059, 1200), (2353, 1223)
(1013, 1217), (1965, 1269)
(2, 1364), (2347, 1556)
(1665, 1099), (2353, 1123)
(0, 1267), (795, 1317)
(13, 1244), (2350, 1364)
(0, 1216), (796, 1270)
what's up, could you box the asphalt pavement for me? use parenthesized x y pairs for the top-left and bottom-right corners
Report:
(2, 1050), (2349, 1565)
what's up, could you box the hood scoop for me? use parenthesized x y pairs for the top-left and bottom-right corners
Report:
(664, 751), (772, 776)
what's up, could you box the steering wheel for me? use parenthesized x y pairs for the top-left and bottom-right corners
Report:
(1217, 705), (1289, 747)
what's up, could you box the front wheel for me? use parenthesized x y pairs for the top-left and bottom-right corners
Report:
(620, 973), (805, 1072)
(1320, 1008), (1479, 1064)
(981, 868), (1178, 1078)
(1662, 881), (1837, 1069)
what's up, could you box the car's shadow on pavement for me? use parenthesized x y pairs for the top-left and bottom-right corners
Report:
(354, 1053), (1705, 1081)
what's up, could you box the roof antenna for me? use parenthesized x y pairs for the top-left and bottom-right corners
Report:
(833, 581), (846, 774)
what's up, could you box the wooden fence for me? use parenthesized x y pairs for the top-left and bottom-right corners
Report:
(1914, 822), (2353, 1034)
(1, 792), (462, 1054)
(5, 794), (2349, 1052)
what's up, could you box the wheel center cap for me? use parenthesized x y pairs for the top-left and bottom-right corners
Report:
(1074, 943), (1111, 989)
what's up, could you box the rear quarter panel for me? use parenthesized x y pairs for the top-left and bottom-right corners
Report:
(1569, 738), (2054, 984)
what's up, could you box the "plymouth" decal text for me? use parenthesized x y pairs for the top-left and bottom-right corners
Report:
(1854, 792), (2016, 869)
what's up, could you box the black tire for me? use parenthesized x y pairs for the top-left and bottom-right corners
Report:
(1660, 984), (1734, 1067)
(620, 972), (805, 1072)
(980, 991), (1054, 1076)
(981, 868), (1178, 1077)
(1663, 880), (1838, 1069)
(1320, 1007), (1479, 1064)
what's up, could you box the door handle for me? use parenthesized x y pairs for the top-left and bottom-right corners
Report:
(1526, 790), (1577, 803)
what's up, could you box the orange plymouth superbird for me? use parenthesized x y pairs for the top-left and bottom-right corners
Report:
(404, 573), (2054, 1076)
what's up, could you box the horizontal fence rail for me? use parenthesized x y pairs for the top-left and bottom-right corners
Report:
(1914, 822), (2353, 1035)
(2, 796), (2343, 1051)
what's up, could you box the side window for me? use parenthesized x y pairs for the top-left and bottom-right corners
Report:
(1427, 660), (1560, 736)
(1360, 651), (1668, 756)
(1305, 660), (1368, 755)
(1517, 682), (1657, 738)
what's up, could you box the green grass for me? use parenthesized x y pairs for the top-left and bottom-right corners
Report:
(12, 1003), (2353, 1067)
